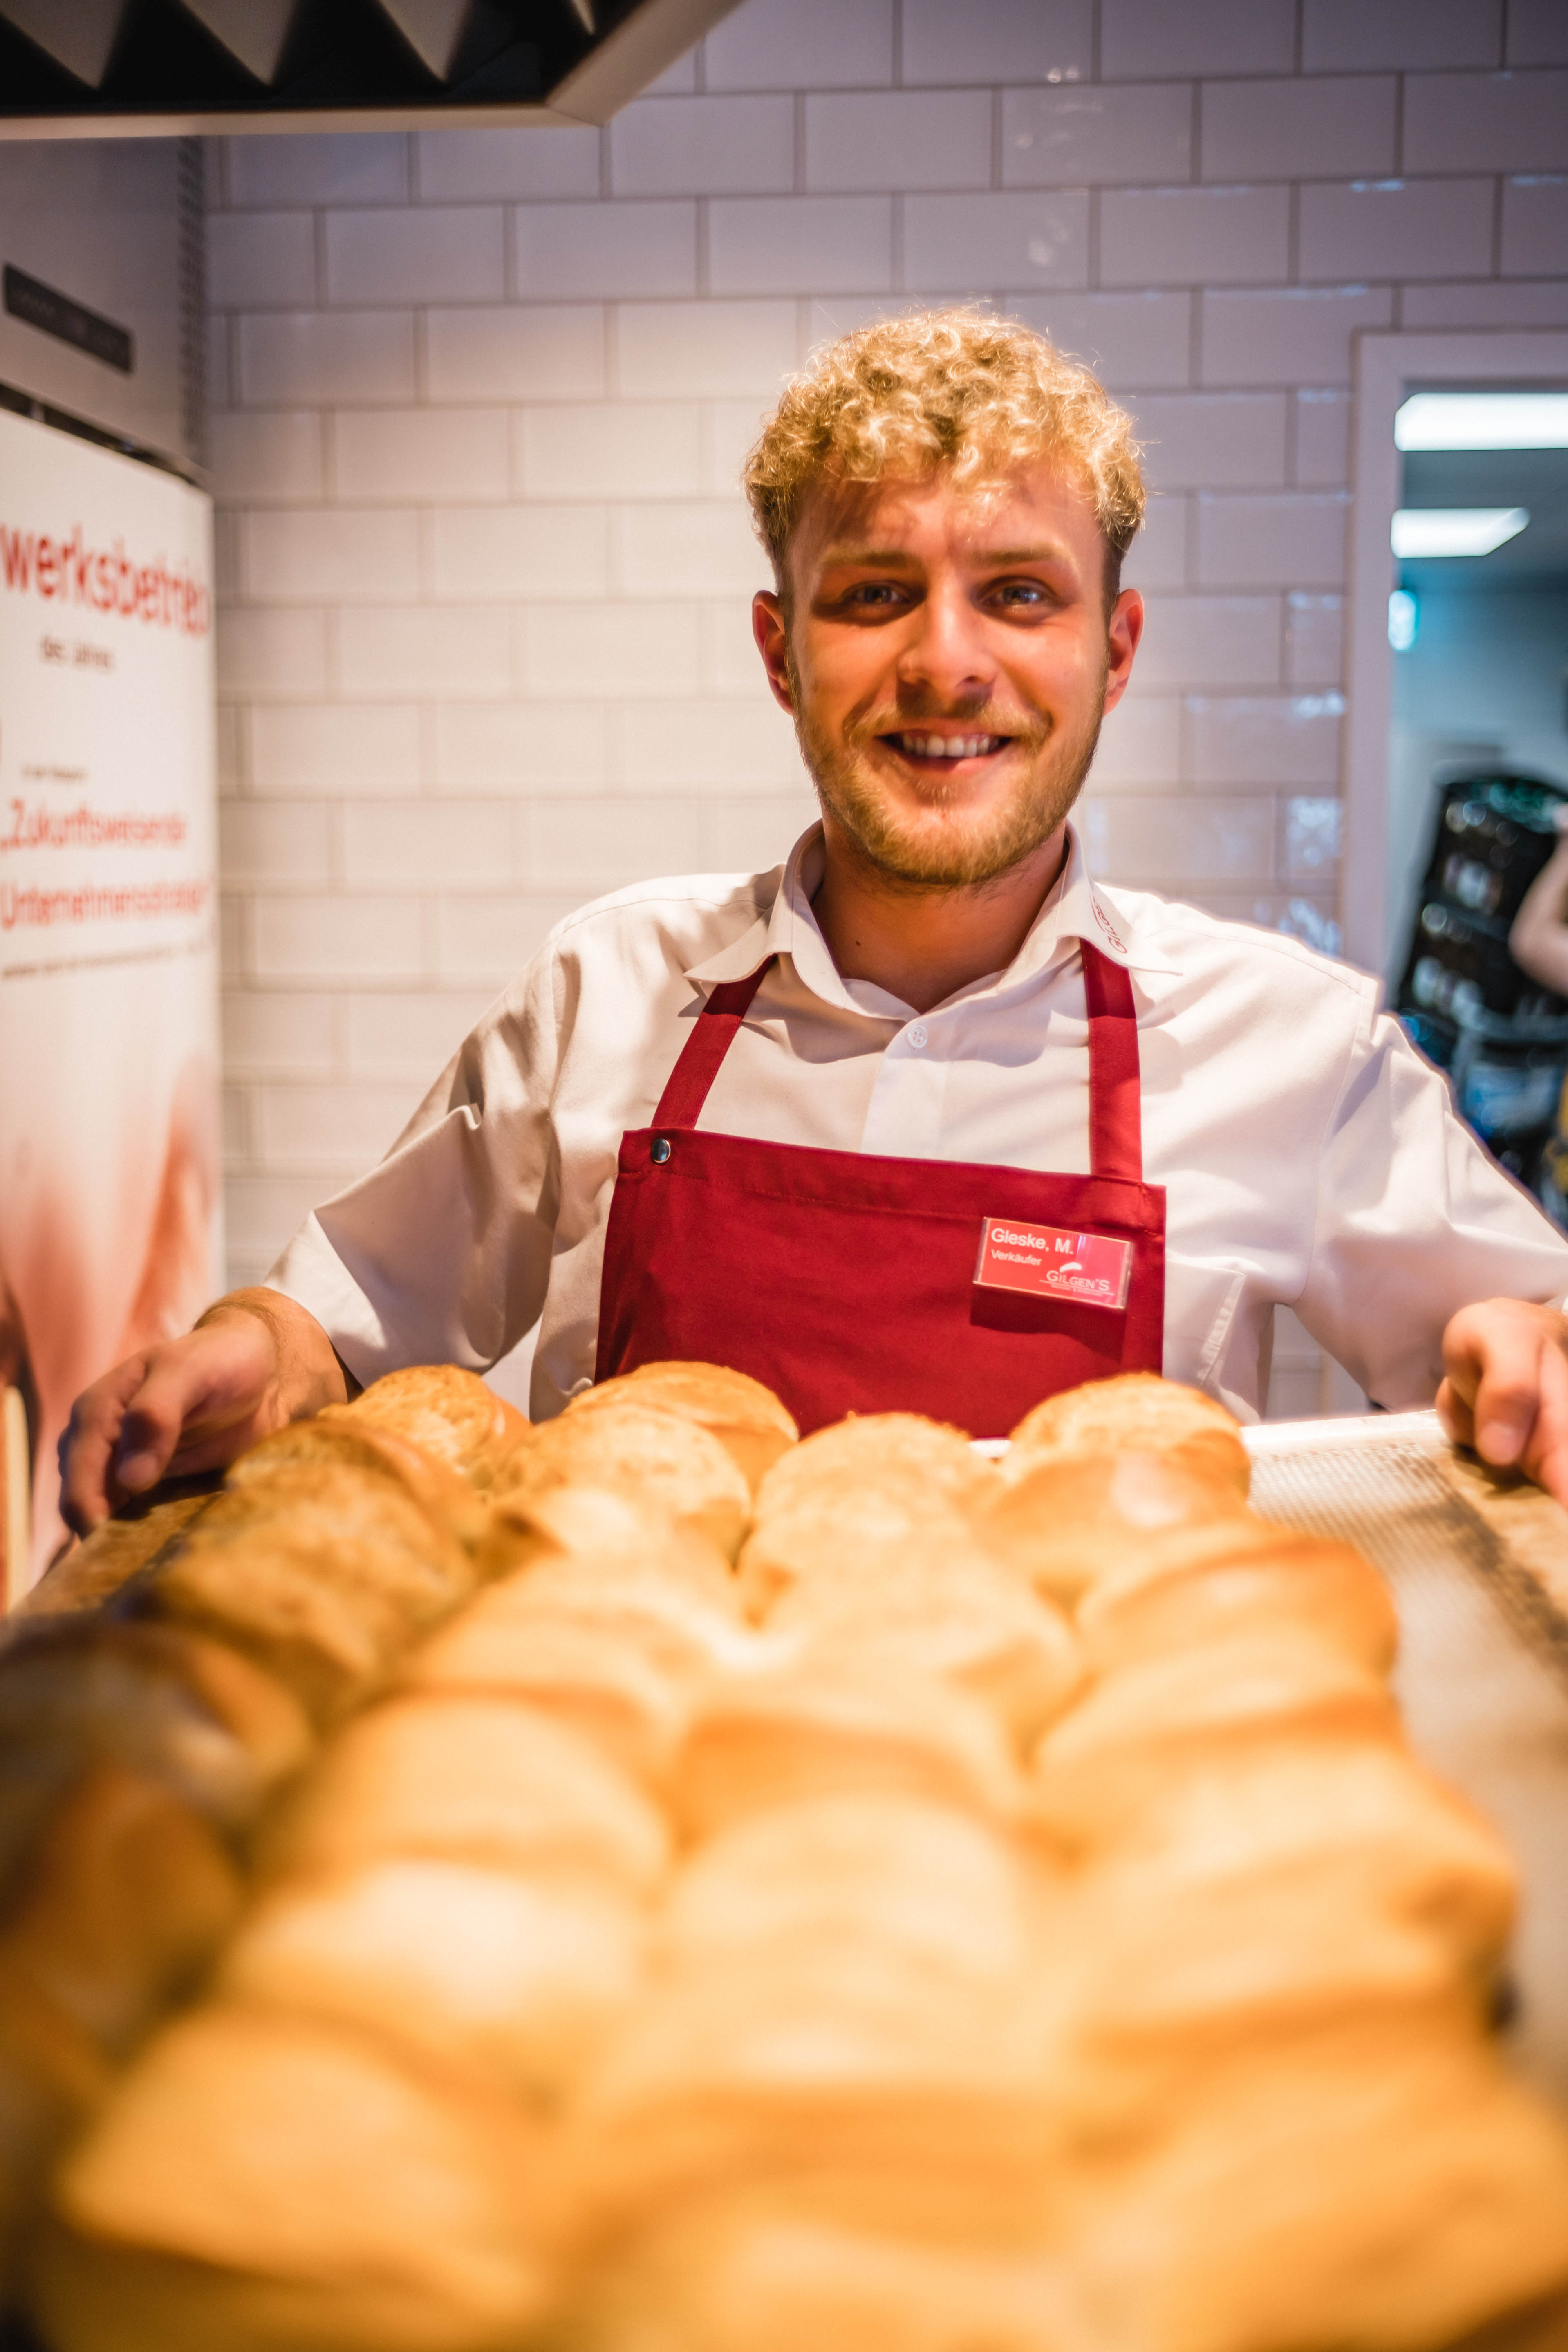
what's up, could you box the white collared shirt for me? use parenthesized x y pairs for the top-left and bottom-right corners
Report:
(267, 822), (1568, 1430)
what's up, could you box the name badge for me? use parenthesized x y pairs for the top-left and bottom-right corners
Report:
(974, 1217), (1133, 1311)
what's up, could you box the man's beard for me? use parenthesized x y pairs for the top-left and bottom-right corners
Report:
(790, 659), (1109, 891)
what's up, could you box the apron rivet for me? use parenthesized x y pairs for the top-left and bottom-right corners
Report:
(650, 1135), (672, 1164)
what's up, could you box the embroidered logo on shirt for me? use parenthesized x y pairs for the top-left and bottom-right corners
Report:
(1089, 894), (1128, 954)
(974, 1218), (1133, 1310)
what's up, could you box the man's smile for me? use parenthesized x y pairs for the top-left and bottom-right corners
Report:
(877, 729), (1015, 771)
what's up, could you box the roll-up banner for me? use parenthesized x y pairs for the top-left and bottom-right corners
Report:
(0, 404), (219, 1594)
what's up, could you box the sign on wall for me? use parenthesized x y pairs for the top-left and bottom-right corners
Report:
(0, 404), (218, 1590)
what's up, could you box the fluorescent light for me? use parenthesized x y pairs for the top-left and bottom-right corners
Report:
(1391, 507), (1529, 558)
(1395, 392), (1568, 450)
(1387, 589), (1418, 650)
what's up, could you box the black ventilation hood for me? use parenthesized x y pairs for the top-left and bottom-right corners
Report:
(0, 0), (739, 133)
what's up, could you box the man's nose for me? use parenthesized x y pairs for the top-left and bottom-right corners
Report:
(896, 578), (995, 705)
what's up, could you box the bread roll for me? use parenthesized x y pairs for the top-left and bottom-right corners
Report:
(565, 2187), (1063, 2352)
(0, 1615), (310, 1833)
(1075, 1526), (1400, 1675)
(402, 1613), (687, 1781)
(771, 1554), (1083, 1745)
(153, 1465), (476, 1721)
(568, 1940), (1057, 2239)
(978, 1448), (1252, 1604)
(0, 1963), (110, 2287)
(1006, 1373), (1251, 1496)
(34, 2003), (558, 2352)
(491, 1407), (751, 1564)
(0, 1766), (241, 2062)
(261, 1692), (670, 1895)
(657, 1794), (1055, 1987)
(566, 1363), (798, 1494)
(417, 1553), (750, 1696)
(1061, 2023), (1568, 2352)
(1041, 1735), (1517, 1972)
(736, 1481), (981, 1620)
(670, 1664), (1021, 1840)
(228, 1413), (487, 1552)
(752, 1414), (990, 1524)
(478, 1485), (741, 1612)
(219, 1857), (645, 2105)
(1055, 1872), (1478, 2093)
(18, 1490), (215, 1620)
(341, 1364), (516, 1490)
(1030, 1632), (1402, 1839)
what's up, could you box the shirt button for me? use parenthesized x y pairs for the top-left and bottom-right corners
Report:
(907, 1022), (928, 1050)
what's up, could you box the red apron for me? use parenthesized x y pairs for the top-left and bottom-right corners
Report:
(595, 943), (1165, 1436)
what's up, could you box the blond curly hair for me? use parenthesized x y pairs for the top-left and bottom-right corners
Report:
(745, 307), (1145, 600)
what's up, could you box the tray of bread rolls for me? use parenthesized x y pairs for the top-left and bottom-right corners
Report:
(2, 1365), (1567, 2352)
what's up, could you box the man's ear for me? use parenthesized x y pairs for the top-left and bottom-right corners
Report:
(1102, 587), (1145, 716)
(753, 590), (795, 714)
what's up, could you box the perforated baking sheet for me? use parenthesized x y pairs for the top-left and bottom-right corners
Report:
(1243, 1410), (1568, 2104)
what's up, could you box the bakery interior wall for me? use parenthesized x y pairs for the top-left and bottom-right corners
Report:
(205, 0), (1568, 1422)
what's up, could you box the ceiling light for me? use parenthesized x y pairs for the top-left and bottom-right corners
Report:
(1391, 508), (1529, 559)
(1395, 392), (1568, 450)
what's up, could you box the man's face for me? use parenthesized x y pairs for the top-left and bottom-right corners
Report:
(753, 458), (1143, 890)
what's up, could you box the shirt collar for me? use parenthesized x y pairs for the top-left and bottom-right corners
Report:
(685, 816), (1180, 1008)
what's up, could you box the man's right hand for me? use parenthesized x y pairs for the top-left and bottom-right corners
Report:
(58, 1289), (348, 1535)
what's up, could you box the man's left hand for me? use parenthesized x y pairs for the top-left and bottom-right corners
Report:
(1437, 1297), (1568, 1506)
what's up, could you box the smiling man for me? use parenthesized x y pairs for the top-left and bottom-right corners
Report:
(61, 308), (1568, 1521)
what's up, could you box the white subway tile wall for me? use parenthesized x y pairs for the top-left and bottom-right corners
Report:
(209, 0), (1568, 1414)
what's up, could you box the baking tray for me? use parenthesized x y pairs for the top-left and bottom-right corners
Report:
(1243, 1409), (1568, 2105)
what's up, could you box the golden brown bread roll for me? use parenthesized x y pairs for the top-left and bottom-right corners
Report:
(1039, 1733), (1517, 1972)
(751, 1413), (990, 1524)
(1075, 1525), (1400, 1675)
(735, 1480), (981, 1620)
(33, 2003), (559, 2352)
(562, 2188), (1062, 2352)
(17, 1490), (216, 1619)
(0, 1615), (311, 1832)
(490, 1407), (751, 1563)
(218, 1857), (646, 2107)
(977, 1448), (1253, 1604)
(477, 1483), (741, 1609)
(669, 1662), (1022, 1840)
(152, 1465), (476, 1722)
(417, 1551), (751, 1698)
(1058, 2022), (1568, 2352)
(1030, 1632), (1402, 1832)
(1005, 1373), (1251, 1496)
(340, 1363), (517, 1490)
(260, 1691), (670, 1895)
(656, 1793), (1057, 1985)
(567, 1937), (1058, 2241)
(565, 1363), (798, 1494)
(770, 1552), (1083, 1746)
(0, 1964), (110, 2287)
(228, 1413), (487, 1552)
(0, 1766), (242, 2291)
(0, 1767), (241, 2062)
(401, 1613), (687, 1782)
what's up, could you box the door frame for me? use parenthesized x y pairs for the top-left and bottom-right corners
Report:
(1343, 327), (1568, 979)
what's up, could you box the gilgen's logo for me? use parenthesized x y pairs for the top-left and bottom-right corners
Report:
(0, 522), (209, 637)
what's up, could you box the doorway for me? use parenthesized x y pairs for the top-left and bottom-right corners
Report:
(1344, 331), (1568, 981)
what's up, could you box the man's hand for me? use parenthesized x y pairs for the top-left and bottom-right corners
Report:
(1437, 1297), (1568, 1505)
(58, 1289), (348, 1536)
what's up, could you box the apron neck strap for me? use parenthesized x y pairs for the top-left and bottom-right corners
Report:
(654, 943), (1145, 1185)
(654, 959), (775, 1129)
(1082, 941), (1143, 1183)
